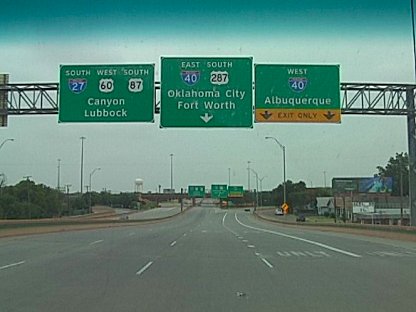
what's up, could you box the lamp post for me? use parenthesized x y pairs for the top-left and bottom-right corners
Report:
(170, 153), (174, 193)
(250, 169), (259, 208)
(65, 184), (72, 215)
(228, 168), (231, 186)
(80, 136), (86, 194)
(57, 159), (61, 191)
(23, 176), (32, 218)
(88, 167), (101, 213)
(0, 138), (14, 150)
(247, 161), (251, 191)
(89, 167), (101, 192)
(265, 136), (287, 205)
(259, 176), (266, 207)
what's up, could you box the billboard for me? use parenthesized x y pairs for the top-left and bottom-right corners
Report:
(358, 177), (393, 193)
(333, 177), (393, 194)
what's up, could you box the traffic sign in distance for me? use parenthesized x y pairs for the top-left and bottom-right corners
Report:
(188, 185), (205, 198)
(59, 64), (154, 123)
(161, 57), (253, 128)
(228, 186), (244, 198)
(211, 184), (228, 199)
(255, 64), (340, 123)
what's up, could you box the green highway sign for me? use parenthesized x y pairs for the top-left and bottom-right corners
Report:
(211, 184), (228, 199)
(59, 64), (154, 123)
(160, 57), (253, 128)
(188, 185), (205, 198)
(255, 64), (340, 123)
(228, 185), (244, 198)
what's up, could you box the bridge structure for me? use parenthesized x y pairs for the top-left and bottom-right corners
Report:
(1, 79), (416, 225)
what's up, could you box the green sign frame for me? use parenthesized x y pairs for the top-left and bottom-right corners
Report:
(59, 64), (154, 123)
(188, 185), (205, 198)
(255, 64), (340, 123)
(160, 57), (253, 128)
(211, 184), (228, 199)
(228, 186), (244, 198)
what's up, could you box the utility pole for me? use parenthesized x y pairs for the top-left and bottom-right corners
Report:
(247, 161), (251, 191)
(23, 176), (32, 218)
(65, 184), (72, 215)
(57, 158), (61, 191)
(80, 136), (86, 194)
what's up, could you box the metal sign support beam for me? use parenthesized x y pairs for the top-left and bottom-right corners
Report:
(406, 87), (416, 226)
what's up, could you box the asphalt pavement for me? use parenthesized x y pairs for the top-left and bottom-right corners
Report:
(1, 203), (415, 312)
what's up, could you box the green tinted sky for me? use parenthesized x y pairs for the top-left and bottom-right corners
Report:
(1, 0), (411, 40)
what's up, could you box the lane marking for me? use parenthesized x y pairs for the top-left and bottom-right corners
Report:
(128, 232), (135, 236)
(222, 213), (227, 225)
(221, 212), (239, 236)
(261, 258), (274, 269)
(247, 245), (255, 248)
(170, 241), (177, 247)
(235, 213), (361, 258)
(136, 261), (153, 276)
(90, 240), (104, 245)
(0, 260), (25, 270)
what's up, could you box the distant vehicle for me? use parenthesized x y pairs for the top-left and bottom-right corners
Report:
(296, 215), (306, 222)
(275, 208), (284, 216)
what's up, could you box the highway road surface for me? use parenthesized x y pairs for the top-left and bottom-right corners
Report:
(1, 201), (416, 312)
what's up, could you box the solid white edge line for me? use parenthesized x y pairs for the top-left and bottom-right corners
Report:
(170, 241), (177, 247)
(234, 213), (362, 258)
(90, 240), (104, 245)
(136, 261), (153, 276)
(0, 260), (26, 270)
(261, 258), (274, 268)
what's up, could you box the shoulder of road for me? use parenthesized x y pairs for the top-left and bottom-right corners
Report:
(254, 207), (416, 242)
(0, 203), (192, 239)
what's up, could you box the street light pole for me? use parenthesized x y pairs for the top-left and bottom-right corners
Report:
(23, 175), (32, 218)
(247, 161), (251, 191)
(170, 153), (174, 193)
(89, 167), (101, 192)
(57, 159), (61, 191)
(80, 136), (86, 194)
(265, 136), (287, 204)
(251, 169), (259, 208)
(228, 168), (231, 186)
(259, 176), (266, 207)
(88, 167), (101, 214)
(0, 138), (14, 150)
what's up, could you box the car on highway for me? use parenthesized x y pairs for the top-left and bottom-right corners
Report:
(275, 208), (284, 215)
(296, 214), (306, 222)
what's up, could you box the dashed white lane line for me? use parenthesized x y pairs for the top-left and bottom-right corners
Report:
(89, 240), (104, 245)
(235, 213), (361, 258)
(247, 245), (255, 248)
(261, 258), (274, 269)
(0, 261), (25, 271)
(170, 241), (177, 247)
(136, 261), (153, 276)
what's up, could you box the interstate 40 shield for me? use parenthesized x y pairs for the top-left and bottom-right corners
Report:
(59, 64), (154, 123)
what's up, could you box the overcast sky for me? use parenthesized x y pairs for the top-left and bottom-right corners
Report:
(0, 0), (414, 193)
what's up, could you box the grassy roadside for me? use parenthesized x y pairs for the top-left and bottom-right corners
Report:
(254, 209), (416, 241)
